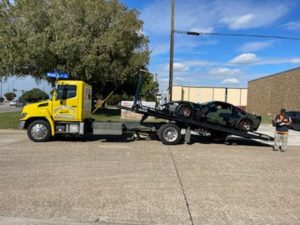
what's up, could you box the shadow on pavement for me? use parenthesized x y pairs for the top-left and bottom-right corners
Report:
(52, 133), (272, 147)
(190, 135), (272, 147)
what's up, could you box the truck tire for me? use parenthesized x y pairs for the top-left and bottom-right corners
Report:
(27, 120), (51, 142)
(158, 123), (182, 145)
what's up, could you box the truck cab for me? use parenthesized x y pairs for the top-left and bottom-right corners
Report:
(19, 80), (93, 142)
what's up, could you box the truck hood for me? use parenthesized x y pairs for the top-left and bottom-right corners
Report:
(21, 100), (52, 115)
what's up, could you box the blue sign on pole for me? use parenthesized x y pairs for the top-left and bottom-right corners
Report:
(47, 72), (69, 79)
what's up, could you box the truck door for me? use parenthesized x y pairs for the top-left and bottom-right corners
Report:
(53, 84), (79, 121)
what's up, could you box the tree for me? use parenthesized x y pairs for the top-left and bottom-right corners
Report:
(19, 88), (49, 103)
(4, 92), (16, 101)
(141, 73), (159, 101)
(105, 72), (158, 102)
(0, 0), (151, 95)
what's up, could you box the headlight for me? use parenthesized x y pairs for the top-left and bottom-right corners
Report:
(20, 113), (27, 119)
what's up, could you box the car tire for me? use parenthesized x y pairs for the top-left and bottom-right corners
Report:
(158, 123), (182, 145)
(176, 104), (193, 118)
(237, 119), (253, 132)
(27, 120), (51, 142)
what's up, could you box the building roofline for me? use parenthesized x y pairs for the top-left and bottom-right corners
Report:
(248, 67), (300, 83)
(172, 85), (247, 89)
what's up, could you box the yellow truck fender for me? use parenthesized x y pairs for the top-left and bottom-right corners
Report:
(45, 116), (55, 136)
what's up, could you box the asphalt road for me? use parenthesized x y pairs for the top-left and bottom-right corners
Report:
(0, 129), (300, 225)
(0, 103), (21, 113)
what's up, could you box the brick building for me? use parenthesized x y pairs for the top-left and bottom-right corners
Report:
(247, 67), (300, 116)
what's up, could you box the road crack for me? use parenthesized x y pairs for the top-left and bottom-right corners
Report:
(168, 147), (194, 225)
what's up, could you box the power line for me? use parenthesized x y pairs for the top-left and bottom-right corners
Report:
(175, 30), (300, 41)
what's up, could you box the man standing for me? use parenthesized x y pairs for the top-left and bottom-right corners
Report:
(274, 108), (292, 152)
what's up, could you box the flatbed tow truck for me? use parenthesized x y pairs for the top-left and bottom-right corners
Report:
(19, 73), (274, 145)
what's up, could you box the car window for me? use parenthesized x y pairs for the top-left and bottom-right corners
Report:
(217, 103), (231, 111)
(287, 112), (295, 117)
(57, 85), (77, 100)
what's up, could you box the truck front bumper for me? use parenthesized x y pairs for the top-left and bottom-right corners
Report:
(19, 121), (25, 129)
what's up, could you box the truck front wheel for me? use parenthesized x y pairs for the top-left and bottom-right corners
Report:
(158, 123), (182, 145)
(27, 120), (51, 142)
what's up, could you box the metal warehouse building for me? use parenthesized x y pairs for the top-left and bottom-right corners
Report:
(247, 67), (300, 116)
(172, 85), (248, 107)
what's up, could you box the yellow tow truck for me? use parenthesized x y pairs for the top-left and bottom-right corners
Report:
(20, 73), (274, 144)
(19, 80), (94, 142)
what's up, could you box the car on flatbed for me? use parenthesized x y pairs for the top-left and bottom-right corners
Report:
(162, 101), (261, 132)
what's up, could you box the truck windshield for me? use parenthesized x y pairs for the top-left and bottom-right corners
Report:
(56, 85), (77, 100)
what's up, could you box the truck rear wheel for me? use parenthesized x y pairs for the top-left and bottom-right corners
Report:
(27, 120), (51, 142)
(158, 123), (182, 145)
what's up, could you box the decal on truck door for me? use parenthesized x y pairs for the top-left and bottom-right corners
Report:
(53, 85), (78, 121)
(54, 105), (76, 119)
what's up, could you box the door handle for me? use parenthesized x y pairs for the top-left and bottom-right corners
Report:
(71, 106), (77, 108)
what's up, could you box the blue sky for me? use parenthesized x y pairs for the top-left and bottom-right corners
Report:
(2, 0), (300, 97)
(123, 0), (300, 93)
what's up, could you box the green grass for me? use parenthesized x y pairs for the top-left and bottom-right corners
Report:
(260, 115), (273, 125)
(0, 111), (21, 129)
(92, 108), (122, 121)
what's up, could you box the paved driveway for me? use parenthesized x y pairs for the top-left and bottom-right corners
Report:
(0, 103), (21, 113)
(0, 130), (299, 225)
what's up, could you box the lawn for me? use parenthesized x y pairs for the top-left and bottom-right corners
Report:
(260, 115), (273, 125)
(0, 111), (22, 129)
(92, 108), (122, 121)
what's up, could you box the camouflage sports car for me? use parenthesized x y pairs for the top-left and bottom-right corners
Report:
(162, 101), (261, 132)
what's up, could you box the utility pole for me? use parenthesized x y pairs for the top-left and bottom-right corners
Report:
(0, 79), (2, 97)
(168, 0), (175, 101)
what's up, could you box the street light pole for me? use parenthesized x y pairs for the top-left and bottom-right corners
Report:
(168, 0), (175, 101)
(0, 79), (2, 97)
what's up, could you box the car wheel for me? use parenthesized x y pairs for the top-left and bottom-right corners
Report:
(158, 123), (182, 145)
(176, 104), (193, 118)
(27, 120), (51, 142)
(237, 119), (253, 132)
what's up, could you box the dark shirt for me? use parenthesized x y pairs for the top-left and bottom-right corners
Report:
(275, 114), (291, 133)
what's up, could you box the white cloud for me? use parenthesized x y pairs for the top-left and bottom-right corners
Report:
(190, 27), (214, 33)
(220, 4), (288, 30)
(222, 78), (240, 84)
(174, 62), (189, 71)
(230, 53), (259, 65)
(222, 14), (255, 30)
(291, 58), (300, 63)
(141, 0), (291, 35)
(257, 57), (300, 65)
(184, 60), (212, 67)
(164, 62), (189, 72)
(150, 38), (218, 56)
(174, 77), (185, 81)
(282, 20), (300, 31)
(208, 67), (241, 76)
(239, 41), (274, 52)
